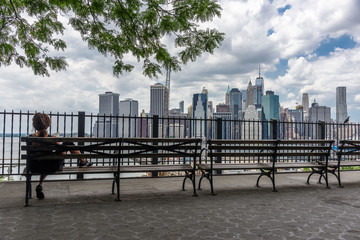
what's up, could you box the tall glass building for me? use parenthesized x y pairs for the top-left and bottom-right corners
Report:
(150, 83), (169, 118)
(302, 93), (309, 121)
(255, 71), (264, 108)
(261, 91), (280, 121)
(119, 98), (139, 137)
(94, 91), (120, 137)
(261, 91), (279, 139)
(229, 88), (242, 120)
(99, 91), (119, 116)
(336, 86), (348, 123)
(192, 93), (207, 137)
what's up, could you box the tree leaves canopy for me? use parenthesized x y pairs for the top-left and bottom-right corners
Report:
(0, 0), (224, 78)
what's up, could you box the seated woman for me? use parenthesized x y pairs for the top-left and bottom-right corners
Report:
(30, 113), (92, 199)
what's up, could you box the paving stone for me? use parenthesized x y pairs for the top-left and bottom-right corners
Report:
(2, 173), (360, 239)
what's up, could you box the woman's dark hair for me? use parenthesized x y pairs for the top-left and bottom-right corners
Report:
(32, 113), (51, 137)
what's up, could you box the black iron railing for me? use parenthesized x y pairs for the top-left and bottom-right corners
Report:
(1, 110), (359, 179)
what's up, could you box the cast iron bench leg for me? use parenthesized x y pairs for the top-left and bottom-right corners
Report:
(192, 171), (197, 197)
(24, 174), (31, 207)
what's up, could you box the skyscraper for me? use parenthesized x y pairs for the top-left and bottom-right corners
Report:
(229, 88), (242, 120)
(309, 101), (331, 123)
(261, 91), (279, 139)
(255, 66), (264, 107)
(119, 98), (139, 137)
(245, 81), (254, 109)
(336, 86), (348, 123)
(253, 85), (262, 108)
(150, 83), (169, 118)
(225, 85), (231, 105)
(302, 93), (309, 121)
(94, 91), (120, 137)
(242, 105), (262, 140)
(192, 93), (207, 137)
(262, 91), (280, 121)
(99, 91), (119, 116)
(179, 101), (184, 113)
(119, 98), (138, 116)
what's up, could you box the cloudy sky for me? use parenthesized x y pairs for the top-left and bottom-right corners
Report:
(1, 0), (360, 122)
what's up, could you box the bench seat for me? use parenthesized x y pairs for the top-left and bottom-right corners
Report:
(198, 163), (272, 171)
(275, 162), (325, 169)
(120, 164), (194, 173)
(328, 160), (360, 167)
(28, 166), (117, 175)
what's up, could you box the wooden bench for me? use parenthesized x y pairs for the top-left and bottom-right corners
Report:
(198, 139), (334, 194)
(21, 137), (201, 206)
(329, 140), (360, 187)
(198, 140), (278, 194)
(275, 140), (334, 188)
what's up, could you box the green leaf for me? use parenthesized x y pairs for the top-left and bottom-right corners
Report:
(0, 0), (224, 78)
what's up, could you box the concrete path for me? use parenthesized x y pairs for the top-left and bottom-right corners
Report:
(1, 172), (360, 239)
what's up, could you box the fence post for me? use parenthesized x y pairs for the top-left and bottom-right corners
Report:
(270, 119), (278, 139)
(77, 111), (85, 180)
(152, 115), (159, 177)
(318, 121), (326, 163)
(317, 121), (325, 140)
(216, 118), (222, 175)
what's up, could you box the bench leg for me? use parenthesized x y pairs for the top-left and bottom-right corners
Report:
(182, 171), (198, 197)
(191, 172), (198, 197)
(337, 167), (343, 188)
(197, 170), (207, 190)
(197, 170), (215, 195)
(306, 168), (329, 188)
(325, 166), (330, 188)
(306, 171), (316, 184)
(271, 170), (277, 192)
(209, 171), (215, 195)
(256, 169), (277, 192)
(111, 173), (116, 195)
(114, 173), (121, 201)
(25, 175), (32, 207)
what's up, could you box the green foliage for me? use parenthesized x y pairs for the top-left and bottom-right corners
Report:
(0, 0), (224, 78)
(341, 166), (360, 170)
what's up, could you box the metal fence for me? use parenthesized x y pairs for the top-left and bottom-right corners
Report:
(1, 110), (359, 179)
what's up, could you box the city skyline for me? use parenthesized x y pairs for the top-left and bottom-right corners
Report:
(101, 81), (345, 124)
(1, 1), (360, 122)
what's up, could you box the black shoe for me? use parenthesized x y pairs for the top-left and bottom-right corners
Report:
(36, 185), (45, 199)
(79, 161), (93, 167)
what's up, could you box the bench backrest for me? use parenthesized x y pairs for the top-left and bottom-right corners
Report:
(276, 140), (334, 162)
(206, 140), (278, 164)
(21, 137), (124, 166)
(21, 137), (202, 166)
(205, 139), (334, 164)
(337, 140), (360, 159)
(115, 138), (201, 165)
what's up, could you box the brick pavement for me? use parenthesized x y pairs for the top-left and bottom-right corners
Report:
(1, 172), (360, 239)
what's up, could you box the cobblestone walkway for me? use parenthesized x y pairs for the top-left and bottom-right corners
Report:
(1, 173), (360, 239)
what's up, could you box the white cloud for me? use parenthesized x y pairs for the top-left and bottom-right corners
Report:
(1, 0), (360, 122)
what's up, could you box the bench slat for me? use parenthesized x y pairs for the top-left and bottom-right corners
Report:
(198, 163), (272, 170)
(23, 166), (117, 175)
(274, 162), (323, 168)
(120, 164), (193, 173)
